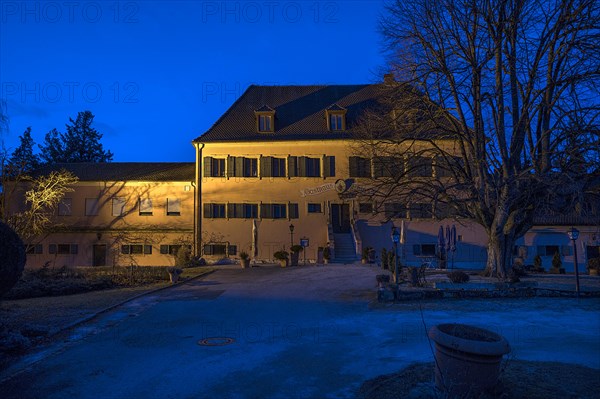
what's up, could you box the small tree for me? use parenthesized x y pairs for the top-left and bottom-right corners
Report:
(8, 127), (40, 174)
(552, 251), (563, 271)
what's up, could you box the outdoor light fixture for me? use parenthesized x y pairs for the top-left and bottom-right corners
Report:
(567, 227), (581, 297)
(391, 227), (400, 284)
(289, 224), (295, 247)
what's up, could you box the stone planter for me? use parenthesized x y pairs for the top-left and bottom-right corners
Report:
(589, 269), (599, 276)
(323, 258), (329, 265)
(278, 259), (288, 268)
(428, 323), (510, 398)
(241, 259), (250, 269)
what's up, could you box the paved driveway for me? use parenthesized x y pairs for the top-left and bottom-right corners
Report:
(2, 265), (599, 399)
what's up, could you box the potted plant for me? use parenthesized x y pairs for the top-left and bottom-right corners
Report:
(587, 257), (599, 276)
(290, 245), (303, 266)
(381, 248), (388, 270)
(273, 250), (289, 268)
(428, 323), (511, 398)
(166, 266), (183, 283)
(362, 246), (374, 264)
(533, 254), (544, 273)
(322, 246), (331, 264)
(550, 251), (565, 274)
(239, 251), (250, 269)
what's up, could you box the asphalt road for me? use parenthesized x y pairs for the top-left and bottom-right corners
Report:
(2, 265), (599, 399)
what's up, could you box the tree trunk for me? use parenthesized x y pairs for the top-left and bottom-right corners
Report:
(485, 232), (514, 279)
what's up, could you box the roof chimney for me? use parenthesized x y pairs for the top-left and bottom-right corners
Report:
(384, 73), (396, 85)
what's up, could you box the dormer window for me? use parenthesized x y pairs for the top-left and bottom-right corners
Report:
(326, 104), (347, 131)
(255, 105), (275, 133)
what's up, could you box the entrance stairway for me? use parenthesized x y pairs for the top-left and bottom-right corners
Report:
(333, 233), (357, 263)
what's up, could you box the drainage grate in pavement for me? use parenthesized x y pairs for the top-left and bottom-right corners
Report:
(198, 337), (235, 346)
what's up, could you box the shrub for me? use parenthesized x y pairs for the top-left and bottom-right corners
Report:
(175, 246), (192, 268)
(290, 245), (303, 253)
(448, 271), (470, 283)
(587, 257), (599, 271)
(533, 255), (544, 272)
(0, 222), (26, 297)
(551, 251), (563, 270)
(381, 248), (389, 269)
(322, 247), (331, 260)
(239, 251), (250, 260)
(273, 250), (289, 261)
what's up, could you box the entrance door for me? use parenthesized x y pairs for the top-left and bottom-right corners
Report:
(93, 244), (107, 267)
(331, 204), (351, 233)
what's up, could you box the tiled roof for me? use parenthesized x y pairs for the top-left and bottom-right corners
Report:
(194, 84), (385, 142)
(30, 162), (195, 182)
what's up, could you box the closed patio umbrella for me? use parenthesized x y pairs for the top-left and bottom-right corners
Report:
(252, 219), (258, 259)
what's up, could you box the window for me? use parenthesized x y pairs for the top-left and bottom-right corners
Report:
(434, 202), (451, 219)
(85, 198), (99, 216)
(349, 157), (371, 178)
(260, 156), (286, 177)
(261, 203), (287, 219)
(49, 244), (78, 255)
(408, 156), (433, 177)
(203, 244), (227, 255)
(323, 156), (335, 177)
(160, 244), (191, 255)
(167, 198), (181, 216)
(112, 197), (126, 216)
(413, 244), (436, 256)
(410, 203), (433, 219)
(434, 156), (464, 178)
(258, 115), (272, 132)
(58, 198), (72, 216)
(297, 157), (320, 177)
(384, 203), (406, 218)
(359, 203), (373, 213)
(228, 203), (258, 219)
(308, 203), (322, 213)
(329, 114), (344, 130)
(326, 104), (347, 131)
(139, 198), (153, 216)
(537, 245), (571, 256)
(373, 157), (403, 178)
(204, 203), (226, 218)
(26, 244), (43, 255)
(122, 244), (152, 255)
(203, 157), (226, 177)
(228, 157), (258, 177)
(289, 203), (299, 219)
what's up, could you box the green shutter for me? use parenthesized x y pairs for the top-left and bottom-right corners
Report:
(261, 156), (272, 177)
(324, 156), (335, 177)
(204, 157), (213, 177)
(204, 203), (212, 218)
(288, 156), (297, 177)
(349, 156), (358, 177)
(298, 156), (306, 177)
(289, 203), (299, 219)
(227, 156), (236, 177)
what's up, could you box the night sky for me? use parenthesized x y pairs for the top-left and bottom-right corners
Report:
(1, 1), (386, 161)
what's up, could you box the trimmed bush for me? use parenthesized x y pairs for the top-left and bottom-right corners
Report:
(448, 271), (470, 283)
(0, 222), (26, 297)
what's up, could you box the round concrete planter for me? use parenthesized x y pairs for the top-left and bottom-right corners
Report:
(428, 323), (510, 398)
(290, 252), (300, 266)
(241, 259), (250, 269)
(278, 259), (288, 268)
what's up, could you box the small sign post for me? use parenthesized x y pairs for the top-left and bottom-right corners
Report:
(300, 238), (309, 266)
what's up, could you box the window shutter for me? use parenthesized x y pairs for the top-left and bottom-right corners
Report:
(144, 245), (152, 254)
(204, 203), (212, 218)
(349, 156), (358, 177)
(203, 244), (213, 255)
(288, 156), (297, 177)
(298, 156), (306, 177)
(261, 156), (272, 177)
(226, 156), (235, 177)
(261, 204), (271, 218)
(289, 203), (299, 219)
(228, 245), (237, 255)
(233, 157), (243, 177)
(323, 156), (335, 177)
(204, 157), (213, 177)
(413, 245), (422, 255)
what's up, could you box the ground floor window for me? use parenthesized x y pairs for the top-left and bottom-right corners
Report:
(49, 244), (78, 255)
(121, 244), (152, 255)
(413, 244), (436, 257)
(160, 244), (191, 255)
(307, 203), (322, 213)
(26, 244), (43, 254)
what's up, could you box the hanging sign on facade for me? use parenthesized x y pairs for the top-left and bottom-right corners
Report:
(300, 183), (335, 197)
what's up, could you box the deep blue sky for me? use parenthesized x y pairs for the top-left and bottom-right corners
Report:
(1, 1), (386, 162)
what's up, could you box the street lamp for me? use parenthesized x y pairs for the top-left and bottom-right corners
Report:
(289, 224), (295, 248)
(567, 227), (580, 298)
(391, 226), (400, 284)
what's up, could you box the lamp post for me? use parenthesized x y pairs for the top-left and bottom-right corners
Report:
(391, 226), (400, 284)
(289, 223), (295, 248)
(567, 227), (580, 298)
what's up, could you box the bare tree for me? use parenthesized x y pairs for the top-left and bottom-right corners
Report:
(363, 0), (600, 277)
(3, 170), (78, 243)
